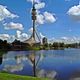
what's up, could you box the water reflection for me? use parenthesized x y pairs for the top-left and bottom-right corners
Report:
(1, 51), (57, 79)
(3, 64), (24, 72)
(0, 57), (2, 65)
(0, 49), (80, 80)
(0, 51), (7, 65)
(37, 69), (57, 80)
(2, 51), (44, 73)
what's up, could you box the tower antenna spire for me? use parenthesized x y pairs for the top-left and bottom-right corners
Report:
(33, 0), (35, 4)
(33, 0), (35, 6)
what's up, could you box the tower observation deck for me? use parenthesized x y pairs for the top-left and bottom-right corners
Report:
(24, 0), (41, 46)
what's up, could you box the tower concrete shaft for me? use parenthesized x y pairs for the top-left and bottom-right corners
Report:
(32, 1), (36, 41)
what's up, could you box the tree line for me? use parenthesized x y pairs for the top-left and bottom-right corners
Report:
(0, 39), (80, 51)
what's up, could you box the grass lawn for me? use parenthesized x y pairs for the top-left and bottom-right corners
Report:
(0, 73), (49, 80)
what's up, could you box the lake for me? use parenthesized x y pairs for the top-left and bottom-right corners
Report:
(0, 49), (80, 80)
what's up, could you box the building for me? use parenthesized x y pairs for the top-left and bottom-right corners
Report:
(42, 37), (48, 45)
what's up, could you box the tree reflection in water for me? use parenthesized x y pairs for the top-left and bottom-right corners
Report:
(0, 57), (2, 65)
(0, 51), (7, 65)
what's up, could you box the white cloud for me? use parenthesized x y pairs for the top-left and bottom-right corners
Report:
(44, 12), (56, 23)
(3, 64), (24, 72)
(36, 14), (44, 24)
(0, 34), (10, 41)
(0, 5), (18, 21)
(36, 10), (40, 14)
(0, 34), (16, 42)
(60, 36), (80, 43)
(27, 0), (40, 3)
(39, 33), (45, 39)
(21, 33), (29, 39)
(35, 2), (45, 9)
(0, 31), (29, 42)
(16, 30), (29, 41)
(36, 12), (56, 25)
(16, 30), (21, 38)
(61, 37), (68, 40)
(29, 27), (33, 33)
(4, 22), (24, 30)
(9, 35), (15, 43)
(20, 33), (29, 41)
(37, 69), (57, 79)
(67, 4), (80, 21)
(48, 36), (80, 44)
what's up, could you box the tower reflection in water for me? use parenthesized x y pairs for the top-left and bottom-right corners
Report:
(2, 51), (57, 79)
(15, 51), (45, 77)
(2, 51), (45, 75)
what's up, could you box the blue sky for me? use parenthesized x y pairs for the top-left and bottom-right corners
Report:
(0, 0), (80, 42)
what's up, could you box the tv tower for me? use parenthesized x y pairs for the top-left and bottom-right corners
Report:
(32, 0), (36, 41)
(24, 0), (41, 46)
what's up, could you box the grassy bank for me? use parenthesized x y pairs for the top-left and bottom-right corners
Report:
(0, 73), (49, 80)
